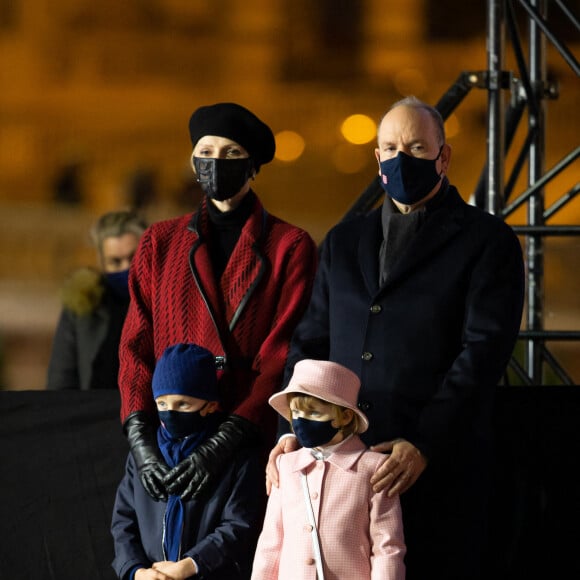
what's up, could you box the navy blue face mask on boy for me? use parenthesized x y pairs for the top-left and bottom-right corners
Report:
(292, 417), (340, 448)
(379, 146), (443, 205)
(159, 406), (209, 440)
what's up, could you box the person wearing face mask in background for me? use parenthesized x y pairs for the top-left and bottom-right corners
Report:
(118, 103), (318, 505)
(252, 359), (406, 580)
(47, 209), (147, 390)
(267, 96), (525, 579)
(112, 343), (264, 580)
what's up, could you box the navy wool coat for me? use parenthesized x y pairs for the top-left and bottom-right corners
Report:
(287, 185), (525, 577)
(111, 446), (264, 580)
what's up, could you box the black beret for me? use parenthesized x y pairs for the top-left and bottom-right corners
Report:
(188, 102), (276, 170)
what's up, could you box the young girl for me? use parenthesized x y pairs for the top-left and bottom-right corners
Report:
(251, 359), (406, 580)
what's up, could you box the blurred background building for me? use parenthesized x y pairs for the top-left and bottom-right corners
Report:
(0, 0), (578, 388)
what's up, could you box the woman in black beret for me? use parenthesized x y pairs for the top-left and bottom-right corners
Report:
(118, 103), (319, 509)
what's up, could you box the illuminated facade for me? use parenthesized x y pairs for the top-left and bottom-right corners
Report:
(0, 1), (577, 387)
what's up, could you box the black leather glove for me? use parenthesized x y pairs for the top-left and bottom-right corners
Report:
(124, 411), (170, 501)
(164, 414), (259, 501)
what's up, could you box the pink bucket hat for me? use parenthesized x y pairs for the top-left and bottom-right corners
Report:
(269, 359), (369, 433)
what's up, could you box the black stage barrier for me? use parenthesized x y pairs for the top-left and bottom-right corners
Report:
(1, 387), (579, 580)
(0, 390), (127, 580)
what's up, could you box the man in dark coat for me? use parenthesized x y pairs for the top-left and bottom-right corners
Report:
(268, 96), (525, 580)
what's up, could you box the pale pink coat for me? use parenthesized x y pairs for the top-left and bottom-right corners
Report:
(251, 436), (406, 580)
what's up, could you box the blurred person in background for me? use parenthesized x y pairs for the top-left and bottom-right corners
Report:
(47, 209), (147, 390)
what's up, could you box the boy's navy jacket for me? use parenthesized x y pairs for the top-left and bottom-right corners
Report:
(111, 445), (264, 580)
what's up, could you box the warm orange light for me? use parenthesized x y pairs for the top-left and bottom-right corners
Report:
(445, 113), (460, 139)
(393, 68), (427, 96)
(274, 130), (305, 162)
(340, 114), (376, 145)
(332, 143), (370, 174)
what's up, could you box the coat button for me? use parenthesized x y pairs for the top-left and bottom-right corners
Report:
(311, 492), (319, 500)
(304, 524), (313, 532)
(370, 304), (382, 314)
(362, 351), (373, 361)
(306, 558), (316, 566)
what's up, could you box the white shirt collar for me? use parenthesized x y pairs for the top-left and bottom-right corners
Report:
(310, 434), (353, 460)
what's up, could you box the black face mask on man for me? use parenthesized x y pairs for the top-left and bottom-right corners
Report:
(379, 146), (443, 206)
(193, 157), (254, 201)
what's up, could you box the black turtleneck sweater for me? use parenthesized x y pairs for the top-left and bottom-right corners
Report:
(205, 191), (255, 280)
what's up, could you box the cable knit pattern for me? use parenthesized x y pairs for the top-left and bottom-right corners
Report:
(118, 196), (318, 446)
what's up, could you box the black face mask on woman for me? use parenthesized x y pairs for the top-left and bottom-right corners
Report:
(379, 146), (443, 206)
(193, 157), (254, 201)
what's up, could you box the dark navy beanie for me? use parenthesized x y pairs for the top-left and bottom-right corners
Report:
(152, 343), (219, 402)
(188, 102), (276, 171)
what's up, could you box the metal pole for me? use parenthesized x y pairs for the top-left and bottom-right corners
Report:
(486, 0), (505, 216)
(525, 0), (547, 382)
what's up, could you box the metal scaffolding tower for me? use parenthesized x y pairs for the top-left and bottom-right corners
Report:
(343, 0), (580, 385)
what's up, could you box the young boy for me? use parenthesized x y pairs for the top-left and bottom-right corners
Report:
(251, 359), (406, 580)
(111, 343), (264, 580)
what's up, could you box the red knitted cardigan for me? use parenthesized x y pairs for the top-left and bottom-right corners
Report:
(118, 196), (318, 445)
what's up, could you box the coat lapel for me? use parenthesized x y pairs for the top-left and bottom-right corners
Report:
(188, 196), (268, 341)
(378, 188), (466, 293)
(358, 209), (383, 297)
(326, 436), (367, 471)
(188, 214), (228, 346)
(287, 447), (318, 473)
(220, 204), (267, 332)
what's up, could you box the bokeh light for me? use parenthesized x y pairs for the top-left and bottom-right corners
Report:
(274, 130), (306, 162)
(340, 114), (377, 145)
